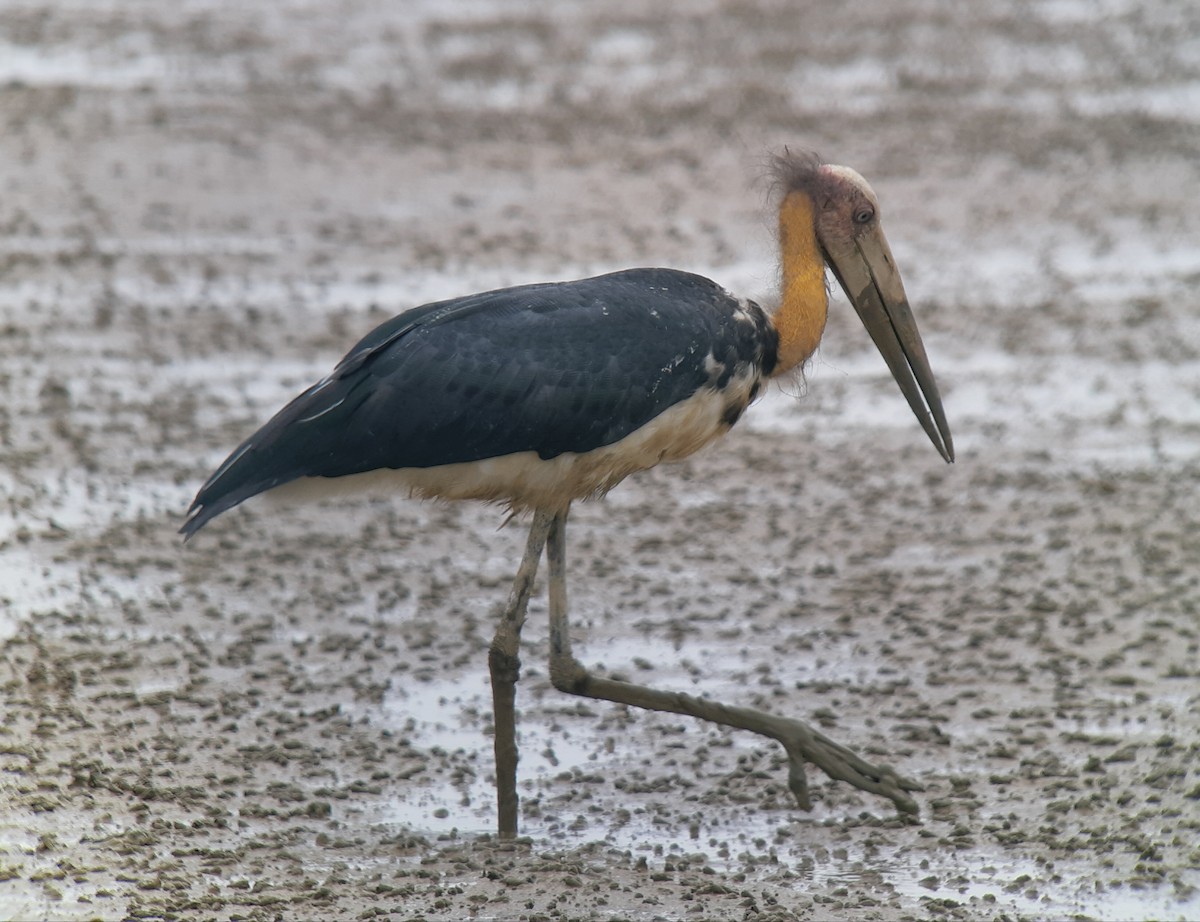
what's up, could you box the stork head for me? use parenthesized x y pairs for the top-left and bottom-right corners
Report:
(773, 151), (954, 463)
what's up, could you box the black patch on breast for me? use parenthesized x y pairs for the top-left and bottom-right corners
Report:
(721, 399), (747, 429)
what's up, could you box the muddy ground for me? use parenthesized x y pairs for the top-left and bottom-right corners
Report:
(2, 1), (1199, 919)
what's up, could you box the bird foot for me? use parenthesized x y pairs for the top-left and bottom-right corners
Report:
(775, 718), (923, 816)
(553, 665), (923, 817)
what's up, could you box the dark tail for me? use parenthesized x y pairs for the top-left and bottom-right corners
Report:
(180, 437), (305, 540)
(180, 375), (365, 540)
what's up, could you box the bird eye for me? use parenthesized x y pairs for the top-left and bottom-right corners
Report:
(853, 207), (875, 225)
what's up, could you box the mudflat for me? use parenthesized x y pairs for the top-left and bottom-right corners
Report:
(2, 2), (1198, 919)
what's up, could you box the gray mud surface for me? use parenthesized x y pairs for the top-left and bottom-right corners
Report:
(2, 1), (1199, 919)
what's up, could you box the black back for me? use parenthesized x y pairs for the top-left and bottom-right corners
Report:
(182, 268), (775, 535)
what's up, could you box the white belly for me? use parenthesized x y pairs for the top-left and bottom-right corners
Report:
(269, 371), (759, 513)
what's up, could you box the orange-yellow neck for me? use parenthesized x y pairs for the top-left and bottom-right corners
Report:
(771, 191), (829, 376)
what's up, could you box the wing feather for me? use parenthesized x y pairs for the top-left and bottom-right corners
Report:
(182, 268), (772, 536)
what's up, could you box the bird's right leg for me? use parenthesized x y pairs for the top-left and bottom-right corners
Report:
(488, 508), (555, 838)
(543, 509), (922, 817)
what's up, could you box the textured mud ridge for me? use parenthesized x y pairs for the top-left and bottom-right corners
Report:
(2, 1), (1199, 919)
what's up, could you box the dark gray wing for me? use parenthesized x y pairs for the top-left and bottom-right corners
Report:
(182, 268), (774, 536)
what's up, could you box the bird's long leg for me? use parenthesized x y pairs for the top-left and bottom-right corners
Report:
(544, 510), (923, 817)
(489, 508), (555, 838)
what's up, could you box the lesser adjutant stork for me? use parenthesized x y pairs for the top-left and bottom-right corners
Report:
(183, 150), (954, 837)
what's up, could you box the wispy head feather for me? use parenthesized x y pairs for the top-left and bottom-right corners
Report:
(767, 147), (824, 199)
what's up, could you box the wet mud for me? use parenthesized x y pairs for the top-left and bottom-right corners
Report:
(2, 1), (1199, 919)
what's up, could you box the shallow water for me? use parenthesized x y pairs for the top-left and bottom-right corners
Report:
(2, 0), (1199, 919)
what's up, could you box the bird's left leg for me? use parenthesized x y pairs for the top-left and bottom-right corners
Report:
(544, 509), (922, 817)
(489, 508), (555, 838)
